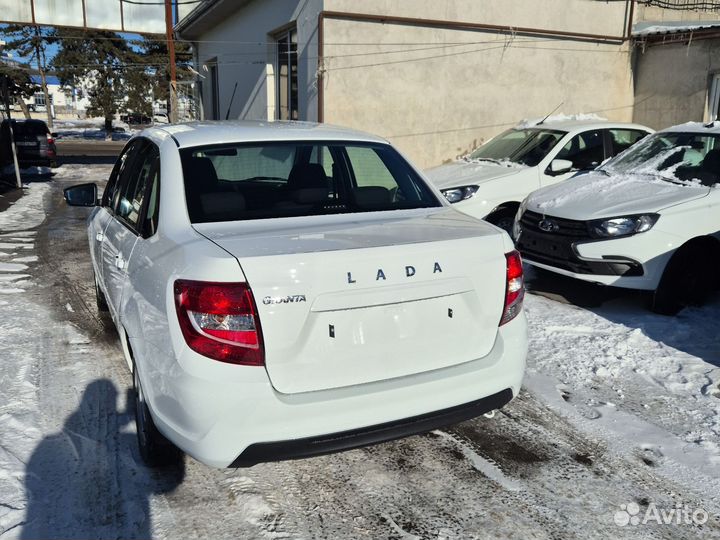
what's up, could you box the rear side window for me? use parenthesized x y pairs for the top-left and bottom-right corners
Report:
(180, 141), (440, 223)
(115, 143), (160, 229)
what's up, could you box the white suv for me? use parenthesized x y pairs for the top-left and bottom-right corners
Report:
(426, 118), (652, 230)
(63, 121), (527, 468)
(515, 122), (720, 314)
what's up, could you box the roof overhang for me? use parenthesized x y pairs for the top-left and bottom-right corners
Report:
(174, 0), (253, 40)
(633, 20), (720, 43)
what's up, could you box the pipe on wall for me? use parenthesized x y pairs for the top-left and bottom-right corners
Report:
(316, 2), (635, 123)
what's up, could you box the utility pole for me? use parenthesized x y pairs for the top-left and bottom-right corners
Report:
(164, 0), (178, 123)
(1, 75), (23, 189)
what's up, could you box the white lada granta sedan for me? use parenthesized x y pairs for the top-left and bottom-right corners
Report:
(64, 121), (527, 468)
(515, 121), (720, 315)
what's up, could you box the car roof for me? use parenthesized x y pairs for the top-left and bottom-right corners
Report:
(658, 121), (720, 135)
(145, 120), (390, 149)
(520, 120), (652, 132)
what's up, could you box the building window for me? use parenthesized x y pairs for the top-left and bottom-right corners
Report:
(708, 73), (720, 122)
(276, 28), (298, 120)
(34, 92), (46, 107)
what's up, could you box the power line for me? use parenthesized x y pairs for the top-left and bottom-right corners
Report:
(120, 0), (203, 4)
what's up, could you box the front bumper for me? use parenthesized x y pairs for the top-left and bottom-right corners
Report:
(516, 211), (676, 290)
(142, 312), (527, 468)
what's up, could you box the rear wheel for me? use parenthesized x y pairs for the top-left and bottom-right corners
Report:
(651, 245), (710, 315)
(133, 365), (182, 467)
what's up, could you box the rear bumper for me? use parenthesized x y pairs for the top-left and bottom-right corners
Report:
(232, 388), (513, 467)
(140, 311), (527, 468)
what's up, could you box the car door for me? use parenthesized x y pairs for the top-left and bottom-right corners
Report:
(540, 129), (605, 187)
(89, 144), (133, 286)
(102, 139), (158, 323)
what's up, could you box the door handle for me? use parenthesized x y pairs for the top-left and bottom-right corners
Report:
(96, 231), (104, 242)
(115, 253), (125, 270)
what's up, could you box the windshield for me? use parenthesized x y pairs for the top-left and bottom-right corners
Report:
(603, 132), (720, 186)
(467, 128), (566, 167)
(180, 141), (441, 223)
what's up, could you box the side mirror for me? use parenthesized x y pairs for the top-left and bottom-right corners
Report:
(548, 159), (573, 175)
(64, 183), (98, 207)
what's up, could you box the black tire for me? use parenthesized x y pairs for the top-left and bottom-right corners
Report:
(487, 209), (517, 234)
(133, 365), (182, 467)
(94, 275), (109, 312)
(651, 247), (707, 315)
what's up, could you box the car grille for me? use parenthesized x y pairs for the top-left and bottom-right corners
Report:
(519, 210), (589, 239)
(516, 211), (642, 277)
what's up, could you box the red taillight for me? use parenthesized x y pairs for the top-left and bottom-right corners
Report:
(46, 133), (55, 145)
(174, 280), (264, 365)
(500, 250), (524, 326)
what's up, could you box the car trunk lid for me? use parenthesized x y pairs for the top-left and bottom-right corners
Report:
(194, 208), (508, 394)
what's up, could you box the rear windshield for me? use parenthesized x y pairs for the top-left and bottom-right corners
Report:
(180, 141), (441, 223)
(12, 121), (48, 136)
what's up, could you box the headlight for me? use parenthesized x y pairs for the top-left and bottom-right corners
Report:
(589, 214), (659, 238)
(441, 185), (479, 203)
(512, 198), (529, 241)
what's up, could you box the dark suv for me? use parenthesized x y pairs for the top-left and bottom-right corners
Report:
(0, 119), (58, 169)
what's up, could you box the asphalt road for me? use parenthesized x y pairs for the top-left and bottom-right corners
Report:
(56, 140), (126, 162)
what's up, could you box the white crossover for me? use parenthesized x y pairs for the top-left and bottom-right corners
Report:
(514, 121), (720, 314)
(63, 121), (528, 468)
(426, 118), (652, 231)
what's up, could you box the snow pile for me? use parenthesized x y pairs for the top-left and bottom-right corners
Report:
(460, 156), (528, 169)
(0, 184), (50, 232)
(54, 117), (135, 141)
(516, 113), (607, 129)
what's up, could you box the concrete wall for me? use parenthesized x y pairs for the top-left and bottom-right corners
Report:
(633, 39), (720, 130)
(322, 0), (635, 168)
(189, 0), (322, 122)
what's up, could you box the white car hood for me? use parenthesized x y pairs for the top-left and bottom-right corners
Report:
(526, 171), (711, 220)
(426, 161), (523, 190)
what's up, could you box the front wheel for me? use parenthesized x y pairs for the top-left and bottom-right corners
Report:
(486, 209), (517, 235)
(94, 274), (109, 312)
(651, 248), (707, 315)
(134, 366), (182, 467)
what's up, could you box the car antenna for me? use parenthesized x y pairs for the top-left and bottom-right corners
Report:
(536, 102), (564, 125)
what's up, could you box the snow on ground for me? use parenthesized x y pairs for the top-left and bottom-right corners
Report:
(524, 280), (720, 476)
(0, 166), (718, 538)
(53, 117), (137, 141)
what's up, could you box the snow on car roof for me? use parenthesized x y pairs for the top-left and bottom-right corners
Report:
(514, 113), (650, 133)
(658, 120), (720, 135)
(148, 120), (389, 148)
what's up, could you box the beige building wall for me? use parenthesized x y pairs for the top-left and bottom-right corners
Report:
(322, 0), (636, 168)
(633, 39), (720, 130)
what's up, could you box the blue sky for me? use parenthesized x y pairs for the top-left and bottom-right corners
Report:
(0, 27), (146, 71)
